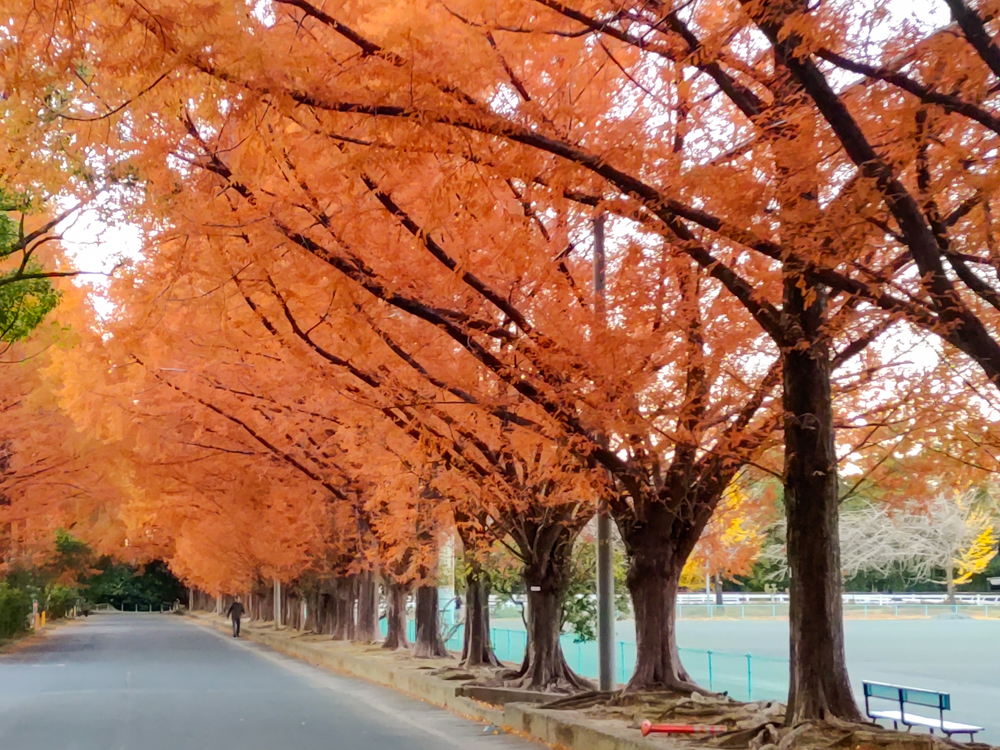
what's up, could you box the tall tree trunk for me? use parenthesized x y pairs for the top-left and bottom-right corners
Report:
(330, 576), (352, 641)
(412, 585), (449, 658)
(330, 581), (344, 637)
(355, 569), (379, 643)
(332, 576), (357, 641)
(503, 537), (592, 693)
(714, 574), (724, 606)
(382, 579), (410, 650)
(946, 555), (956, 604)
(505, 584), (590, 693)
(284, 590), (302, 630)
(291, 591), (302, 630)
(316, 590), (333, 634)
(623, 500), (714, 693)
(303, 589), (320, 632)
(782, 278), (861, 723)
(625, 543), (697, 692)
(254, 582), (273, 622)
(461, 560), (499, 667)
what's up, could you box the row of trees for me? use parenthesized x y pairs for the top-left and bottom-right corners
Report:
(1, 0), (1000, 723)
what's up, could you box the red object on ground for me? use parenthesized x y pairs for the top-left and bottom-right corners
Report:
(640, 720), (728, 736)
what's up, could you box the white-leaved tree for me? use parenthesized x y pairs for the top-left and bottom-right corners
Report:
(763, 492), (998, 602)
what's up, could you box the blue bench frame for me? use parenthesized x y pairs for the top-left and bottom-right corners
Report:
(863, 681), (982, 741)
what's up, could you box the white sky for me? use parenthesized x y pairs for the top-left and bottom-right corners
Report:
(57, 198), (143, 320)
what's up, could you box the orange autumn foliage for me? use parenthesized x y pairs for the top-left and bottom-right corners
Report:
(2, 0), (1000, 707)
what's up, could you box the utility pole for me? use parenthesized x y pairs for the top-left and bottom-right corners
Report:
(594, 213), (615, 691)
(273, 578), (282, 629)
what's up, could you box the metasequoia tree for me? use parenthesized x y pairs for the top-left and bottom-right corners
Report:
(46, 215), (564, 676)
(0, 197), (510, 658)
(0, 0), (783, 697)
(211, 258), (600, 687)
(47, 220), (451, 654)
(0, 295), (143, 567)
(7, 0), (1000, 716)
(168, 111), (901, 696)
(37, 268), (363, 603)
(159, 149), (785, 692)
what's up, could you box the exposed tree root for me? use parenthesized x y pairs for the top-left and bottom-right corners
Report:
(552, 690), (991, 750)
(623, 676), (714, 696)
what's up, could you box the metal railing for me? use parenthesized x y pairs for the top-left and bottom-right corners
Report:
(384, 619), (789, 701)
(675, 601), (1000, 620)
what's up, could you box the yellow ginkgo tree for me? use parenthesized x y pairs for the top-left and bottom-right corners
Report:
(953, 523), (998, 587)
(681, 483), (775, 600)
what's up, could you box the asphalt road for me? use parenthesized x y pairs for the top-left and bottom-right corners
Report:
(0, 614), (540, 750)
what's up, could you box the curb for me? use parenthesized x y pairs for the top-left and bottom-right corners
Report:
(187, 613), (672, 750)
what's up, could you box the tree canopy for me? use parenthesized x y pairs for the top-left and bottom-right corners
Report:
(1, 0), (999, 722)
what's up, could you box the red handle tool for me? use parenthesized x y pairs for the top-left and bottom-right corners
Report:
(641, 720), (728, 736)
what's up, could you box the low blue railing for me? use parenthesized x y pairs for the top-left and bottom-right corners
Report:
(380, 619), (789, 700)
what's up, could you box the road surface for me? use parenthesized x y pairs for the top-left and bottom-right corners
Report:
(0, 614), (539, 750)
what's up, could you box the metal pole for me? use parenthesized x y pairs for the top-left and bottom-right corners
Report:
(274, 578), (282, 628)
(620, 641), (626, 684)
(594, 213), (615, 691)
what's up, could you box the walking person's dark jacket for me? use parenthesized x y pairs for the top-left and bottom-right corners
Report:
(226, 602), (245, 637)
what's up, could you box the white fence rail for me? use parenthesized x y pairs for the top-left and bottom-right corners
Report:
(676, 592), (1000, 605)
(91, 602), (180, 613)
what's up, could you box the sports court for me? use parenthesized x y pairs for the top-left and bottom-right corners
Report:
(484, 616), (999, 741)
(677, 618), (997, 741)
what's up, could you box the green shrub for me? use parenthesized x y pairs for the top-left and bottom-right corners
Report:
(0, 582), (32, 640)
(45, 584), (78, 619)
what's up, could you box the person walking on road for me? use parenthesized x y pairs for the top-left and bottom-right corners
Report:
(226, 598), (245, 638)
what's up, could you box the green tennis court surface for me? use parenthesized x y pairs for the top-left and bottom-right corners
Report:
(483, 616), (998, 741)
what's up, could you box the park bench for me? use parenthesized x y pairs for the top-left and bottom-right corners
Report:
(863, 681), (983, 741)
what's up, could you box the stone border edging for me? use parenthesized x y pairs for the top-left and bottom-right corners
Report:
(187, 612), (664, 750)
